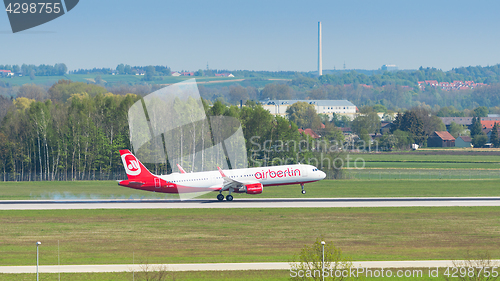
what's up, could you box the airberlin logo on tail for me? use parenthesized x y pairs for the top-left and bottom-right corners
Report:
(4, 0), (79, 33)
(121, 153), (142, 176)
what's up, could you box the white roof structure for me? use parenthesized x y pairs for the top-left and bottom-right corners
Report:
(262, 99), (355, 107)
(260, 99), (357, 120)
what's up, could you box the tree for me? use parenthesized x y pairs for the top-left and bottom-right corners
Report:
(286, 101), (322, 129)
(490, 122), (499, 148)
(393, 129), (412, 150)
(372, 104), (387, 113)
(95, 75), (103, 85)
(351, 112), (381, 135)
(449, 122), (468, 138)
(29, 70), (36, 80)
(195, 69), (204, 76)
(124, 64), (132, 74)
(17, 84), (47, 101)
(144, 65), (155, 81)
(473, 106), (489, 117)
(260, 83), (291, 100)
(380, 133), (397, 151)
(290, 237), (352, 281)
(55, 63), (67, 75)
(116, 64), (125, 74)
(400, 110), (425, 145)
(472, 134), (487, 148)
(470, 117), (483, 137)
(228, 85), (248, 105)
(411, 107), (445, 136)
(390, 112), (403, 133)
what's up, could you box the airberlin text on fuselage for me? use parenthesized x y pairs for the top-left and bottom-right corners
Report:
(254, 168), (300, 180)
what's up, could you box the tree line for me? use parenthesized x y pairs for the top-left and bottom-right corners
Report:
(0, 63), (67, 77)
(0, 80), (345, 181)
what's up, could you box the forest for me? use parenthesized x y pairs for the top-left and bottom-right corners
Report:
(0, 80), (346, 181)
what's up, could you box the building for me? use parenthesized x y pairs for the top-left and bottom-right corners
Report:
(481, 120), (500, 130)
(455, 136), (472, 148)
(428, 131), (455, 147)
(439, 117), (500, 130)
(171, 72), (181, 77)
(381, 64), (398, 71)
(483, 128), (500, 143)
(261, 99), (357, 120)
(298, 128), (320, 139)
(380, 122), (392, 135)
(0, 70), (13, 77)
(214, 73), (234, 77)
(418, 80), (486, 91)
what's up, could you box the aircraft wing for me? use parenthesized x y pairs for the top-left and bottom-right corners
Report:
(217, 167), (259, 192)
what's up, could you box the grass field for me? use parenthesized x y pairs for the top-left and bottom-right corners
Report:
(0, 179), (499, 200)
(0, 207), (499, 266)
(0, 269), (451, 280)
(346, 153), (500, 169)
(0, 270), (288, 281)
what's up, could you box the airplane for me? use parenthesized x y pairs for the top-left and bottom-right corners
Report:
(118, 149), (326, 201)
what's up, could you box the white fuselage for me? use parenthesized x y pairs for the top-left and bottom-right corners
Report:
(159, 164), (326, 189)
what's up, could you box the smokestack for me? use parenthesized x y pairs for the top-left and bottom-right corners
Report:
(318, 21), (322, 76)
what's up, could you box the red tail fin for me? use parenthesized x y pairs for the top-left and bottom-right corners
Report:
(119, 150), (155, 180)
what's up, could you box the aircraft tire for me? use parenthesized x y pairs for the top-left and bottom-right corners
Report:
(217, 194), (224, 201)
(226, 195), (234, 201)
(301, 190), (306, 194)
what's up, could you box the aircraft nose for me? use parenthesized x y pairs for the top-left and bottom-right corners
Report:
(319, 170), (326, 179)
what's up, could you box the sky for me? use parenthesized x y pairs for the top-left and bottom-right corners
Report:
(1, 0), (500, 72)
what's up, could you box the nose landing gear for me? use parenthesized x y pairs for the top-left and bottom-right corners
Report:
(301, 183), (306, 194)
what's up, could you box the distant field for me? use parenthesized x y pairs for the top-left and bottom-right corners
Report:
(0, 74), (279, 88)
(0, 179), (499, 200)
(345, 152), (500, 171)
(349, 153), (500, 163)
(0, 207), (498, 266)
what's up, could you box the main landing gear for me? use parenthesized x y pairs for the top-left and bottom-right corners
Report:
(301, 183), (306, 194)
(217, 192), (234, 202)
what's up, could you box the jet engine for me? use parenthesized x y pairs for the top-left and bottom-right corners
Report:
(244, 183), (263, 194)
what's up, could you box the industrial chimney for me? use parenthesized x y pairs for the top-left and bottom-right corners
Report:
(318, 21), (322, 76)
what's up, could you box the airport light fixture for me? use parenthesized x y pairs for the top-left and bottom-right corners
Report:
(36, 241), (41, 281)
(321, 241), (325, 281)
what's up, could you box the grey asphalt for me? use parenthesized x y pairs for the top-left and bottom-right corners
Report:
(1, 260), (499, 273)
(1, 197), (500, 210)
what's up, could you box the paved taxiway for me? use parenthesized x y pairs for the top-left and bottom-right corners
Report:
(1, 260), (500, 273)
(1, 197), (500, 210)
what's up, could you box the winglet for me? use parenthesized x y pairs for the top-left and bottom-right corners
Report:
(217, 167), (227, 178)
(177, 164), (187, 174)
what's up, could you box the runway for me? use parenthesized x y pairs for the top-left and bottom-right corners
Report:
(1, 260), (499, 273)
(1, 197), (500, 210)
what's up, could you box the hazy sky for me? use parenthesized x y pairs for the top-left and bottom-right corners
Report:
(1, 0), (499, 72)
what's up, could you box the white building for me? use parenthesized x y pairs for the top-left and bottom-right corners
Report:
(261, 99), (357, 120)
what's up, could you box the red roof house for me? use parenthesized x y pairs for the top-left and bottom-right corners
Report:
(298, 128), (320, 139)
(428, 131), (455, 147)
